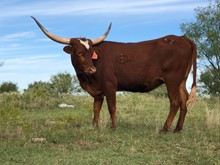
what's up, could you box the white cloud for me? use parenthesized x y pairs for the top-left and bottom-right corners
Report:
(0, 0), (209, 18)
(0, 31), (36, 42)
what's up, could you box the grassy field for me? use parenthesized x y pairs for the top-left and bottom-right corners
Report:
(0, 93), (219, 165)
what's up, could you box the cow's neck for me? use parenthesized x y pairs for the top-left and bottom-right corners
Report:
(76, 73), (102, 97)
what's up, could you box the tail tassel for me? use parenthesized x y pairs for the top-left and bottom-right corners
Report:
(186, 86), (196, 107)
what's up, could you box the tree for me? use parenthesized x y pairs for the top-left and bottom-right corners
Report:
(24, 81), (52, 96)
(49, 72), (84, 95)
(72, 75), (85, 94)
(0, 82), (18, 93)
(49, 72), (74, 95)
(180, 0), (220, 96)
(24, 72), (84, 96)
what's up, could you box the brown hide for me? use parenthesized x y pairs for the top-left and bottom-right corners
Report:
(104, 38), (187, 91)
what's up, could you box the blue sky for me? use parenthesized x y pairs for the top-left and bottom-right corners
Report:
(0, 0), (209, 91)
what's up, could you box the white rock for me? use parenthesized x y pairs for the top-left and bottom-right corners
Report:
(59, 103), (74, 108)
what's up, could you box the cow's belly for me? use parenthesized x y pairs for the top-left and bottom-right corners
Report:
(114, 59), (163, 92)
(117, 76), (164, 93)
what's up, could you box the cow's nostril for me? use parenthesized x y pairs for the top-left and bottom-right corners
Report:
(88, 67), (96, 74)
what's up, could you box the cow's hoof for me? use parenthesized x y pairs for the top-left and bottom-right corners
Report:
(160, 128), (169, 133)
(110, 125), (117, 130)
(173, 128), (182, 133)
(92, 121), (99, 129)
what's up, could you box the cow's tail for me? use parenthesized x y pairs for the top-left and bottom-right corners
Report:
(186, 39), (197, 107)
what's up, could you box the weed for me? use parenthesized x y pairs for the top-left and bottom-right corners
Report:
(0, 93), (219, 165)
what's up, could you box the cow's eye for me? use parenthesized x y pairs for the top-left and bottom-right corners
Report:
(77, 52), (83, 57)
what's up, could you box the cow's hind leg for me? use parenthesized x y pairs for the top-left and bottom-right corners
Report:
(174, 81), (189, 132)
(162, 85), (181, 132)
(93, 95), (104, 128)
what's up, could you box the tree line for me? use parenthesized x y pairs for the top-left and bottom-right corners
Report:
(0, 72), (168, 97)
(0, 72), (84, 95)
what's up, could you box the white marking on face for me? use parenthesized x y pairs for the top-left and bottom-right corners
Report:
(79, 39), (90, 50)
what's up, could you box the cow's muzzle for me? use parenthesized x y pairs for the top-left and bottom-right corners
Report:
(85, 67), (96, 75)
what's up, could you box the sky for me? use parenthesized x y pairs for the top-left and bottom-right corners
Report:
(0, 0), (209, 91)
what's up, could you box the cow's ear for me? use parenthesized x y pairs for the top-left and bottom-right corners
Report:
(63, 46), (73, 54)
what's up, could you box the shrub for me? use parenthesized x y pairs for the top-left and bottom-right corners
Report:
(0, 93), (20, 125)
(49, 72), (74, 95)
(24, 81), (53, 97)
(0, 82), (18, 93)
(148, 84), (168, 98)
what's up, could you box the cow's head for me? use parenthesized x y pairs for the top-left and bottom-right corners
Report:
(31, 16), (111, 75)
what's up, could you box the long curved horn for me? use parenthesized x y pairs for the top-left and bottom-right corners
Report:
(31, 16), (71, 44)
(91, 22), (112, 45)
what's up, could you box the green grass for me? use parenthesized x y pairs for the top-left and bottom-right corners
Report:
(0, 94), (219, 165)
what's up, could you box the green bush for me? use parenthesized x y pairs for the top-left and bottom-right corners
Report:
(0, 93), (20, 125)
(148, 84), (168, 98)
(0, 82), (18, 93)
(24, 81), (53, 96)
(50, 72), (74, 95)
(0, 92), (59, 111)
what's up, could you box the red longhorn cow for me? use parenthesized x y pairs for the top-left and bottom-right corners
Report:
(32, 17), (196, 132)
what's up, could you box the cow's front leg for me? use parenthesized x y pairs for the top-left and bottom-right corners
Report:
(93, 95), (104, 128)
(105, 91), (117, 129)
